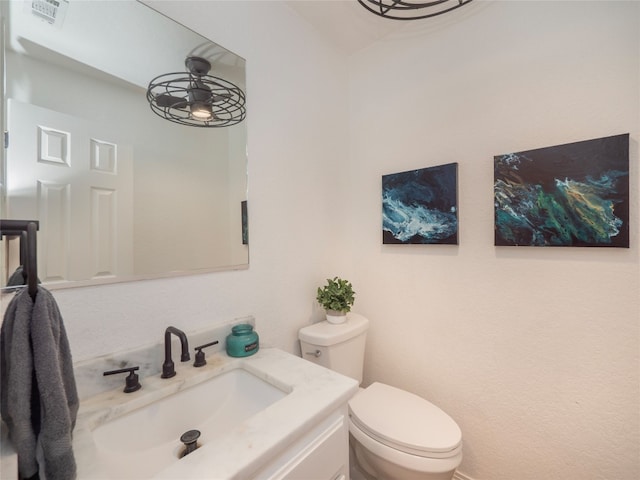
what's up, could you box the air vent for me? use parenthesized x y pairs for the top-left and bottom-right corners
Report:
(30, 0), (68, 26)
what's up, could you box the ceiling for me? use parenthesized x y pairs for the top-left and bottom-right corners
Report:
(285, 0), (406, 54)
(4, 0), (244, 89)
(286, 0), (486, 55)
(5, 0), (482, 86)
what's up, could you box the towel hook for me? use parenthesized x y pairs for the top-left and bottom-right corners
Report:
(26, 222), (38, 300)
(0, 219), (40, 300)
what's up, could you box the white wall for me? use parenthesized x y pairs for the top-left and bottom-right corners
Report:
(348, 2), (639, 479)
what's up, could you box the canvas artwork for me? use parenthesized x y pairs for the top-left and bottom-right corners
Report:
(494, 133), (629, 247)
(382, 163), (458, 245)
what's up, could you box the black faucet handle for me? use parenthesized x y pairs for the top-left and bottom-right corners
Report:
(193, 340), (219, 367)
(103, 366), (142, 393)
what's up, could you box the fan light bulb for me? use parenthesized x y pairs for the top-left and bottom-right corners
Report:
(191, 103), (213, 121)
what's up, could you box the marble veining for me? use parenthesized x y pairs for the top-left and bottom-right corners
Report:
(73, 317), (255, 400)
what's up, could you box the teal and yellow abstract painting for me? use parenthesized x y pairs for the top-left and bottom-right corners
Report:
(494, 134), (629, 247)
(382, 163), (458, 245)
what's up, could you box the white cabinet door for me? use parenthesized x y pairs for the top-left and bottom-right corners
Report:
(280, 416), (347, 480)
(256, 409), (350, 480)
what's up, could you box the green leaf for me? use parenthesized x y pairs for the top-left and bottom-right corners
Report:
(316, 276), (356, 312)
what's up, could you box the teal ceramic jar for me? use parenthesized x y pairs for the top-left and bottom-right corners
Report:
(226, 324), (259, 357)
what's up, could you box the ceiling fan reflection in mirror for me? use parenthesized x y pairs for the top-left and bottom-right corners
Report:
(146, 56), (246, 127)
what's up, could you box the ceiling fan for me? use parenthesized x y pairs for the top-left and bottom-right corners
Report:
(147, 56), (246, 128)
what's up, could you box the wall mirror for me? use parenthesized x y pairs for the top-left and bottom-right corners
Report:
(0, 0), (249, 290)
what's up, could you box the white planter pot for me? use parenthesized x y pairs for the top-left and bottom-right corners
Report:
(325, 310), (347, 324)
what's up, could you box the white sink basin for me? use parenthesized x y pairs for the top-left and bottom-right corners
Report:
(74, 349), (358, 479)
(90, 367), (287, 478)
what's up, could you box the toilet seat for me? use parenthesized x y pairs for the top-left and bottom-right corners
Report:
(349, 382), (462, 459)
(349, 418), (463, 475)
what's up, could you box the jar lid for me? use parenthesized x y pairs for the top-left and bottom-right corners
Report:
(232, 324), (254, 334)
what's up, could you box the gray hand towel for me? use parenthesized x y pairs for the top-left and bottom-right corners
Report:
(6, 266), (41, 288)
(7, 266), (26, 287)
(1, 286), (79, 480)
(1, 289), (37, 478)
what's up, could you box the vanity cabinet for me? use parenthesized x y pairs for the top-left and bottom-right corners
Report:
(255, 406), (350, 480)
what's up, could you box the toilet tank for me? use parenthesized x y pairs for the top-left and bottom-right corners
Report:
(299, 314), (369, 384)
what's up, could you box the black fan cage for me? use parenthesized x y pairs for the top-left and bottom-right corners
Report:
(357, 0), (474, 20)
(147, 73), (246, 128)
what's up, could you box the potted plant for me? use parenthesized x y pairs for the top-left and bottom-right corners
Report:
(316, 277), (356, 324)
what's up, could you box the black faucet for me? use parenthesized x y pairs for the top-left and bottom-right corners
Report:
(103, 366), (142, 393)
(161, 326), (190, 378)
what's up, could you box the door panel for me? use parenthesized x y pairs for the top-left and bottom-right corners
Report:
(7, 99), (133, 284)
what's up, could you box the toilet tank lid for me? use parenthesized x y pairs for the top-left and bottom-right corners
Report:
(299, 313), (369, 346)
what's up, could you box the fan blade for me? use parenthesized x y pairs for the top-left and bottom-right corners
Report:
(211, 93), (232, 103)
(156, 94), (188, 109)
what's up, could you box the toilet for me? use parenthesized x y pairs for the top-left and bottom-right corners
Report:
(299, 313), (462, 480)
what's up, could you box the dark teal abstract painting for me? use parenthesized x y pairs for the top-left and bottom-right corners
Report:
(494, 134), (629, 247)
(382, 163), (458, 244)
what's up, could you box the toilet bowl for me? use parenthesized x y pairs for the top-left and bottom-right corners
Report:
(348, 382), (462, 480)
(298, 314), (462, 480)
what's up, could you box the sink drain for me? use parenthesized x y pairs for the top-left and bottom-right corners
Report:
(179, 429), (201, 458)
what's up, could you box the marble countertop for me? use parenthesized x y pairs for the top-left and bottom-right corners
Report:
(74, 348), (358, 479)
